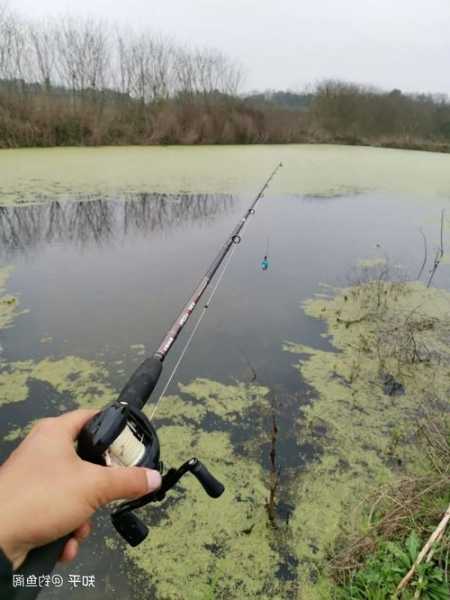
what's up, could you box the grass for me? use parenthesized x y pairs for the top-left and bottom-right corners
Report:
(330, 419), (450, 599)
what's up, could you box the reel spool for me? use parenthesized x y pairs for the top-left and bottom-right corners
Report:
(78, 402), (161, 470)
(105, 424), (146, 468)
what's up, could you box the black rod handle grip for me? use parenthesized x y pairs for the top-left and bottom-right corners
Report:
(191, 460), (225, 498)
(11, 536), (69, 599)
(117, 356), (162, 409)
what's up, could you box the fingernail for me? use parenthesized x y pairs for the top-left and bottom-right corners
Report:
(146, 469), (162, 492)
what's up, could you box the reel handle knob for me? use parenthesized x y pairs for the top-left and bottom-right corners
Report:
(189, 459), (224, 498)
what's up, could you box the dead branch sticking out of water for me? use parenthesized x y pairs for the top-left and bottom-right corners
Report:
(416, 228), (428, 281)
(427, 209), (445, 288)
(265, 409), (279, 527)
(235, 350), (280, 526)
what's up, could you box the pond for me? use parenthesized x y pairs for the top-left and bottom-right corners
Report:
(1, 145), (450, 599)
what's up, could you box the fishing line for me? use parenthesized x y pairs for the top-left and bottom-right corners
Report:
(149, 164), (282, 417)
(149, 242), (238, 420)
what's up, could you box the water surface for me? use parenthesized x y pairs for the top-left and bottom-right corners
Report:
(1, 145), (450, 599)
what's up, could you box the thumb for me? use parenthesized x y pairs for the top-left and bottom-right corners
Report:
(94, 466), (162, 506)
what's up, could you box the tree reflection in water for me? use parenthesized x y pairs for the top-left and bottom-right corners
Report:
(0, 193), (235, 257)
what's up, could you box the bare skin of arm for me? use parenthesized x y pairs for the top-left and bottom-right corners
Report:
(0, 409), (161, 569)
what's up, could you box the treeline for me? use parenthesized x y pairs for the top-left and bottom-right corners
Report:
(0, 8), (263, 146)
(309, 81), (450, 151)
(0, 5), (449, 150)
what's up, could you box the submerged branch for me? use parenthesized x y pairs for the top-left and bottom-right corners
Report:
(265, 410), (279, 527)
(427, 209), (445, 288)
(416, 228), (428, 281)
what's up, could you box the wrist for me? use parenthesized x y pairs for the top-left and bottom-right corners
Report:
(0, 483), (32, 569)
(0, 527), (29, 570)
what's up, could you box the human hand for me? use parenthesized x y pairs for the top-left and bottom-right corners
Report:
(0, 409), (161, 569)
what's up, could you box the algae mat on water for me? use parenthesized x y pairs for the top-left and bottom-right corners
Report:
(284, 273), (450, 598)
(1, 145), (450, 205)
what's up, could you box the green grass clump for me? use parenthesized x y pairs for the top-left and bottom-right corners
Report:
(339, 531), (448, 600)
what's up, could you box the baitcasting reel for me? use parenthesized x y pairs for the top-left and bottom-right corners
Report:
(78, 400), (224, 547)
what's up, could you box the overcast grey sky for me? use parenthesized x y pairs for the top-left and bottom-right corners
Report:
(9, 0), (450, 94)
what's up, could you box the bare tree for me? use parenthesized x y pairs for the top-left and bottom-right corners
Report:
(0, 11), (31, 85)
(28, 19), (57, 90)
(54, 17), (110, 94)
(173, 45), (243, 98)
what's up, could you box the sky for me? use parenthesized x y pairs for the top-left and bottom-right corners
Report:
(8, 0), (450, 95)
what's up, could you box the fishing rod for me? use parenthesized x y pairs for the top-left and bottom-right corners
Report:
(15, 162), (283, 596)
